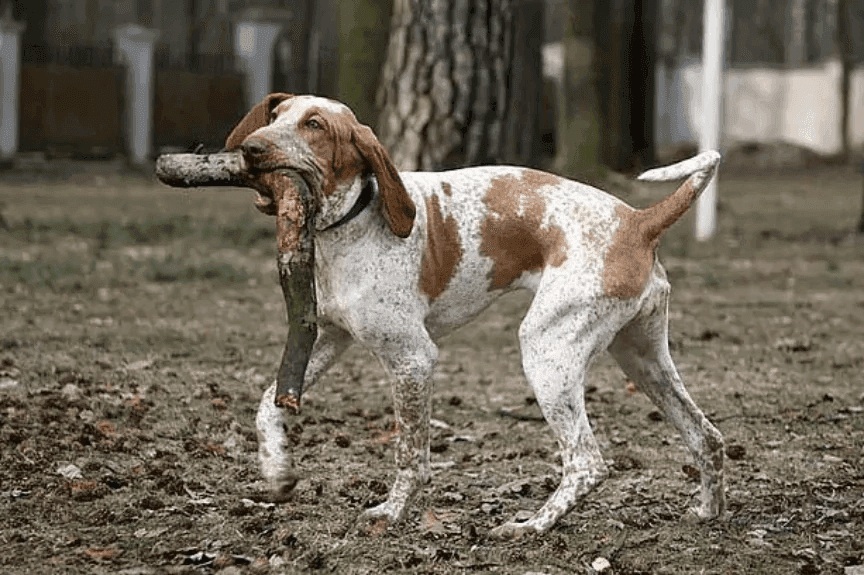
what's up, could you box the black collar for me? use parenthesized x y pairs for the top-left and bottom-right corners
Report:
(322, 177), (376, 232)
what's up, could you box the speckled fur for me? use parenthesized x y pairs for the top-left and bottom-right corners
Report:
(242, 95), (725, 538)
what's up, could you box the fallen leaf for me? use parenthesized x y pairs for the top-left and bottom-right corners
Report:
(56, 464), (83, 480)
(83, 548), (118, 560)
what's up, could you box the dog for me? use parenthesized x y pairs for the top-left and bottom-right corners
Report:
(226, 93), (724, 538)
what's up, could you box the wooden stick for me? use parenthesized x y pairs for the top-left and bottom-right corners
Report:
(155, 152), (247, 188)
(155, 152), (319, 414)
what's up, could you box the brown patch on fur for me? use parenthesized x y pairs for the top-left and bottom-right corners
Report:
(603, 179), (698, 298)
(296, 108), (364, 198)
(293, 108), (414, 237)
(224, 93), (292, 151)
(640, 179), (698, 241)
(602, 205), (655, 299)
(441, 182), (452, 196)
(480, 169), (567, 289)
(420, 195), (462, 299)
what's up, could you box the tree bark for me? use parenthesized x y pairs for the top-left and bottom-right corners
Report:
(376, 0), (518, 171)
(155, 153), (318, 411)
(594, 0), (658, 173)
(155, 152), (246, 187)
(786, 0), (807, 66)
(503, 0), (545, 166)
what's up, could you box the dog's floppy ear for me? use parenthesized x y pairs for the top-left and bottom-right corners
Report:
(225, 93), (293, 151)
(352, 124), (415, 238)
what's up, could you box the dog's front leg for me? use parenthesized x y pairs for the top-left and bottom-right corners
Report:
(256, 382), (297, 501)
(256, 325), (353, 500)
(359, 332), (438, 527)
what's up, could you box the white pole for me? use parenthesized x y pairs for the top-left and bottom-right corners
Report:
(112, 24), (160, 167)
(696, 0), (725, 240)
(235, 21), (283, 108)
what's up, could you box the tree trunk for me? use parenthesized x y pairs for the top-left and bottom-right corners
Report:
(503, 0), (545, 166)
(837, 0), (852, 163)
(554, 0), (604, 182)
(376, 0), (517, 171)
(786, 0), (807, 66)
(284, 0), (315, 93)
(594, 0), (658, 173)
(309, 0), (339, 98)
(337, 0), (394, 126)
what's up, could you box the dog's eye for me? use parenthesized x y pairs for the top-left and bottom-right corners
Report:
(269, 111), (278, 123)
(305, 118), (323, 131)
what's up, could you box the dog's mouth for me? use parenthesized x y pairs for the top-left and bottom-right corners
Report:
(245, 166), (315, 221)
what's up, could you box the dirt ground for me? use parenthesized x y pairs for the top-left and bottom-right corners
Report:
(1, 162), (863, 574)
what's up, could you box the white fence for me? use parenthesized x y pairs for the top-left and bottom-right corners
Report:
(656, 56), (864, 155)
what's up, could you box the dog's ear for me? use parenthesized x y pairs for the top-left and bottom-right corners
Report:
(225, 93), (293, 151)
(351, 124), (415, 238)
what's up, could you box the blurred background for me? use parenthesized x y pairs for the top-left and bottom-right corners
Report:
(1, 0), (863, 180)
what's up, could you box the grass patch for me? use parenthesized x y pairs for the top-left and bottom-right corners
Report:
(143, 256), (251, 283)
(6, 214), (274, 250)
(0, 258), (90, 291)
(2, 210), (272, 289)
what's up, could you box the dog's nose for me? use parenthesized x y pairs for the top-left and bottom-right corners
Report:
(239, 138), (270, 160)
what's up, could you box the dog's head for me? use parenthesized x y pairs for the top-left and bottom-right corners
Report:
(226, 93), (415, 241)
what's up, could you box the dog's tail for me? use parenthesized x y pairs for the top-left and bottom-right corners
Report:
(633, 150), (721, 242)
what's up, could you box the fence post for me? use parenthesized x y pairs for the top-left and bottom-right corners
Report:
(0, 10), (25, 166)
(113, 23), (160, 167)
(234, 16), (284, 107)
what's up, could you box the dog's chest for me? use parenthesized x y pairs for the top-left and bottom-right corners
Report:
(312, 214), (424, 328)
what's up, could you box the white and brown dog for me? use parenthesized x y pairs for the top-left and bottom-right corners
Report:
(228, 93), (724, 538)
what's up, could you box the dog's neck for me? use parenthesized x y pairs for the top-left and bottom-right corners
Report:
(321, 175), (377, 232)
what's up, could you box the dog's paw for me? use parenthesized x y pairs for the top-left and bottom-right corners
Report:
(359, 500), (404, 524)
(684, 503), (725, 523)
(342, 503), (404, 538)
(266, 472), (301, 503)
(488, 520), (539, 539)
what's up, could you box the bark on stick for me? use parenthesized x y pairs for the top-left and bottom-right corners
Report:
(155, 153), (247, 188)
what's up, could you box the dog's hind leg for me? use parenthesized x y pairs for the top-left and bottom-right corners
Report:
(608, 276), (725, 520)
(490, 289), (626, 538)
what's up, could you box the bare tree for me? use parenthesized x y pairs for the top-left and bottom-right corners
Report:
(553, 0), (603, 181)
(337, 0), (394, 125)
(376, 0), (530, 171)
(838, 0), (853, 162)
(504, 0), (545, 166)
